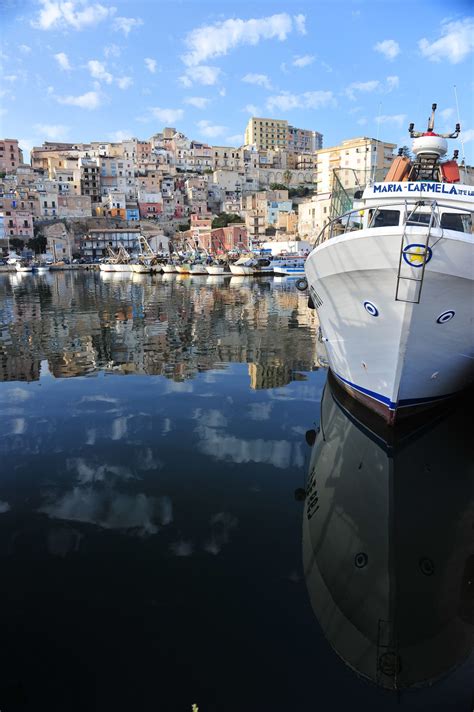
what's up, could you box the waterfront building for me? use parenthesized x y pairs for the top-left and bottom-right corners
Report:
(81, 227), (141, 257)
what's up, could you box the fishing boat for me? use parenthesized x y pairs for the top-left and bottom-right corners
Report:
(206, 258), (230, 275)
(303, 104), (473, 424)
(272, 254), (306, 276)
(229, 255), (273, 276)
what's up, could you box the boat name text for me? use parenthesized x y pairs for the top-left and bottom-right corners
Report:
(372, 182), (474, 198)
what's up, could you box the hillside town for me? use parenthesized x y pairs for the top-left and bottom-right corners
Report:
(1, 116), (472, 262)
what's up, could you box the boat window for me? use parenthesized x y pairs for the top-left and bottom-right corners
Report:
(406, 212), (435, 226)
(440, 212), (472, 233)
(369, 209), (400, 228)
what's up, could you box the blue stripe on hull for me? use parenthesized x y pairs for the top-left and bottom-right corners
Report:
(333, 371), (456, 411)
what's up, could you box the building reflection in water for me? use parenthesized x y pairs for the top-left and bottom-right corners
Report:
(0, 272), (317, 387)
(302, 372), (474, 695)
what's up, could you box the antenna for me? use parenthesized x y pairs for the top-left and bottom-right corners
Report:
(371, 102), (382, 184)
(453, 85), (466, 165)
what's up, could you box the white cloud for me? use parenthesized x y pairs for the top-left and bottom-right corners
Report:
(419, 18), (474, 64)
(460, 128), (474, 143)
(113, 16), (143, 35)
(116, 76), (133, 90)
(267, 90), (335, 112)
(150, 107), (184, 124)
(375, 114), (407, 127)
(104, 44), (120, 58)
(87, 59), (112, 84)
(440, 107), (454, 121)
(19, 44), (32, 54)
(144, 58), (157, 73)
(56, 90), (101, 110)
(32, 0), (114, 31)
(294, 14), (306, 35)
(242, 73), (272, 90)
(219, 87), (226, 97)
(179, 65), (221, 87)
(184, 96), (209, 109)
(293, 54), (315, 68)
(0, 501), (11, 514)
(345, 80), (380, 100)
(226, 133), (244, 145)
(374, 39), (400, 60)
(34, 123), (69, 139)
(357, 117), (368, 126)
(243, 103), (261, 115)
(196, 119), (227, 138)
(109, 129), (133, 141)
(182, 13), (302, 66)
(386, 75), (399, 91)
(7, 387), (32, 402)
(53, 52), (71, 70)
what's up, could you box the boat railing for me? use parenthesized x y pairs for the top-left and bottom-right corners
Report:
(312, 199), (473, 248)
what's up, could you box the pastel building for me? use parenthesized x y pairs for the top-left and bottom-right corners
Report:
(138, 191), (163, 218)
(0, 139), (24, 173)
(209, 224), (249, 253)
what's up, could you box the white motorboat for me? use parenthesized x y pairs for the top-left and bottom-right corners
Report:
(35, 265), (50, 273)
(229, 255), (273, 276)
(272, 256), (306, 276)
(304, 104), (473, 424)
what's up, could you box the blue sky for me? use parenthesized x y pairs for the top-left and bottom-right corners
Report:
(1, 0), (473, 162)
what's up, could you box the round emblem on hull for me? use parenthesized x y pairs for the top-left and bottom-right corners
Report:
(402, 244), (433, 267)
(364, 301), (379, 317)
(436, 310), (455, 324)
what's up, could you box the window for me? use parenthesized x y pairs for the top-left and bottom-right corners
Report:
(440, 212), (472, 233)
(406, 212), (434, 227)
(370, 209), (400, 228)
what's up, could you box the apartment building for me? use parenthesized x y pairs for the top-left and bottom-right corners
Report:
(0, 139), (24, 173)
(244, 118), (288, 151)
(244, 118), (323, 154)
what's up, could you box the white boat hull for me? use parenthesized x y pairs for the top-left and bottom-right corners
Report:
(305, 229), (474, 422)
(161, 263), (177, 273)
(15, 265), (33, 272)
(229, 265), (253, 276)
(206, 265), (228, 275)
(131, 264), (152, 273)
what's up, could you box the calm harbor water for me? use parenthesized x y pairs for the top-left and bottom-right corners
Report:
(0, 271), (472, 712)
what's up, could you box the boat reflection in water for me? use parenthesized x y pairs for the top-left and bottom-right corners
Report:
(302, 372), (473, 695)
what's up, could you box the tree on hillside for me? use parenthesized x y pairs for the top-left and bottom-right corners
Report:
(211, 213), (242, 229)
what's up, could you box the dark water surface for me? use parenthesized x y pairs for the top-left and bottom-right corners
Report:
(0, 271), (472, 712)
